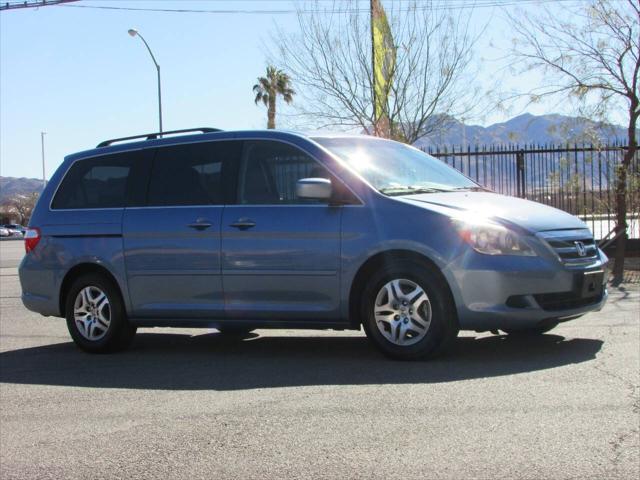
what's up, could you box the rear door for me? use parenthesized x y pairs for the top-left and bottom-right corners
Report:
(123, 140), (241, 318)
(221, 140), (342, 321)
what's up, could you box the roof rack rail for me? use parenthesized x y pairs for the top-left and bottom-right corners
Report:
(96, 127), (223, 148)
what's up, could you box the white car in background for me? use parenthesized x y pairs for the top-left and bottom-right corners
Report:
(2, 224), (25, 237)
(0, 226), (10, 237)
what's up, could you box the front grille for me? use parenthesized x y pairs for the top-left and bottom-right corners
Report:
(547, 238), (598, 260)
(539, 230), (599, 264)
(534, 291), (604, 311)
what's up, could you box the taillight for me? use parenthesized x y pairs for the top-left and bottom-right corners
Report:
(24, 227), (41, 254)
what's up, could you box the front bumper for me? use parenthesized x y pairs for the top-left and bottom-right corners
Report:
(444, 248), (609, 331)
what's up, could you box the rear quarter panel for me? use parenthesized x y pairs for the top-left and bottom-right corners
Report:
(21, 208), (129, 316)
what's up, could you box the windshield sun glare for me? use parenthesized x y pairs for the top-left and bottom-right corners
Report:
(315, 137), (477, 195)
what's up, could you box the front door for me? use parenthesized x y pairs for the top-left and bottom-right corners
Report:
(123, 140), (241, 318)
(221, 140), (342, 321)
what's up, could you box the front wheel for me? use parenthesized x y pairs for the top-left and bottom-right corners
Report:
(65, 273), (136, 353)
(361, 260), (458, 360)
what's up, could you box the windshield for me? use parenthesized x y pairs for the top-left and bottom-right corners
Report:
(314, 137), (478, 195)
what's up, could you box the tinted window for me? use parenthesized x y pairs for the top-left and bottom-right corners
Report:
(52, 154), (132, 209)
(238, 141), (331, 205)
(147, 142), (239, 206)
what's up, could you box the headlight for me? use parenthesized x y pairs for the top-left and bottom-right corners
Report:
(453, 219), (537, 256)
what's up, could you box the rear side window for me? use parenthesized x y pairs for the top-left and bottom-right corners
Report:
(147, 141), (240, 206)
(52, 154), (132, 209)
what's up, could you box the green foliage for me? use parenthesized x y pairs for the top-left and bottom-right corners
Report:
(253, 66), (295, 129)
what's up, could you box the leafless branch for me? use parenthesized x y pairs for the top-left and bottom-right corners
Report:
(507, 0), (639, 282)
(272, 0), (486, 144)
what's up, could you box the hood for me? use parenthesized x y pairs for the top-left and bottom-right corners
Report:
(397, 191), (588, 233)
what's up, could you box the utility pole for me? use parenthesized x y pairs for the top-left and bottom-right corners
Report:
(41, 131), (46, 188)
(370, 0), (376, 136)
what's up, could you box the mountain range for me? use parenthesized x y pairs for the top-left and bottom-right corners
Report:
(414, 113), (630, 149)
(0, 176), (43, 202)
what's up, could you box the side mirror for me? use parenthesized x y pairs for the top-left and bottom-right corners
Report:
(296, 178), (332, 200)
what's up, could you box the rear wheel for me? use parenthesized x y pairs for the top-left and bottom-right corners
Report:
(65, 273), (136, 353)
(361, 260), (458, 360)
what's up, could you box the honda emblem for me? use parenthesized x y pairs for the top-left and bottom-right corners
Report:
(574, 241), (587, 257)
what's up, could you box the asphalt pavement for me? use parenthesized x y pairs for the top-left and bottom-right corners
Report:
(0, 240), (638, 479)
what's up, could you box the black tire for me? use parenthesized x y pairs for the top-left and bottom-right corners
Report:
(217, 327), (254, 336)
(360, 260), (458, 360)
(65, 273), (136, 353)
(502, 320), (559, 336)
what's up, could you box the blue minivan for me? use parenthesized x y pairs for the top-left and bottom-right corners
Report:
(19, 128), (608, 359)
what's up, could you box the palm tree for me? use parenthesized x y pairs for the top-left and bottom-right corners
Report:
(253, 66), (295, 129)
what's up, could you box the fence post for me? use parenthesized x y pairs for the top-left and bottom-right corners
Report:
(516, 150), (526, 198)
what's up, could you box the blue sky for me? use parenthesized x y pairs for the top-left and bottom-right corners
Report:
(1, 0), (583, 179)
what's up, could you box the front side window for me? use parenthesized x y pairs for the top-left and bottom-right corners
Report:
(147, 142), (239, 206)
(238, 141), (331, 205)
(52, 154), (132, 209)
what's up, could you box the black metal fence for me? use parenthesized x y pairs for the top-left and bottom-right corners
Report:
(423, 142), (640, 240)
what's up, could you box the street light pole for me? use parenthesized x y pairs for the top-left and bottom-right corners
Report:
(128, 28), (163, 134)
(40, 131), (46, 188)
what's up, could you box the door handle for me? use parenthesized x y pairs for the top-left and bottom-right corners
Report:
(188, 218), (213, 230)
(230, 218), (256, 230)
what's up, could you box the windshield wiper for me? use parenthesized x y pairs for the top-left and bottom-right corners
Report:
(451, 186), (489, 192)
(379, 186), (454, 196)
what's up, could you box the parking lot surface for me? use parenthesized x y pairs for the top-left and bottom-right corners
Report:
(0, 241), (638, 479)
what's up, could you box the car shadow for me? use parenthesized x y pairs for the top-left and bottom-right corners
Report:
(0, 332), (603, 391)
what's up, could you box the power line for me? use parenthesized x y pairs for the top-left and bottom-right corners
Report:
(0, 0), (77, 11)
(53, 0), (587, 15)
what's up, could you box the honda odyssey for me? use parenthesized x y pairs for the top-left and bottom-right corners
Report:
(19, 128), (608, 359)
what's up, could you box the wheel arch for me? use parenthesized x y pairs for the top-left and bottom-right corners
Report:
(348, 249), (457, 328)
(59, 263), (123, 317)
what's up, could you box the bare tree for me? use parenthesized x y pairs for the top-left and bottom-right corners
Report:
(273, 0), (484, 144)
(507, 0), (639, 284)
(2, 193), (39, 225)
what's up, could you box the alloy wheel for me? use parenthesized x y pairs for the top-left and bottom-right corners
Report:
(374, 278), (432, 346)
(73, 286), (111, 341)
